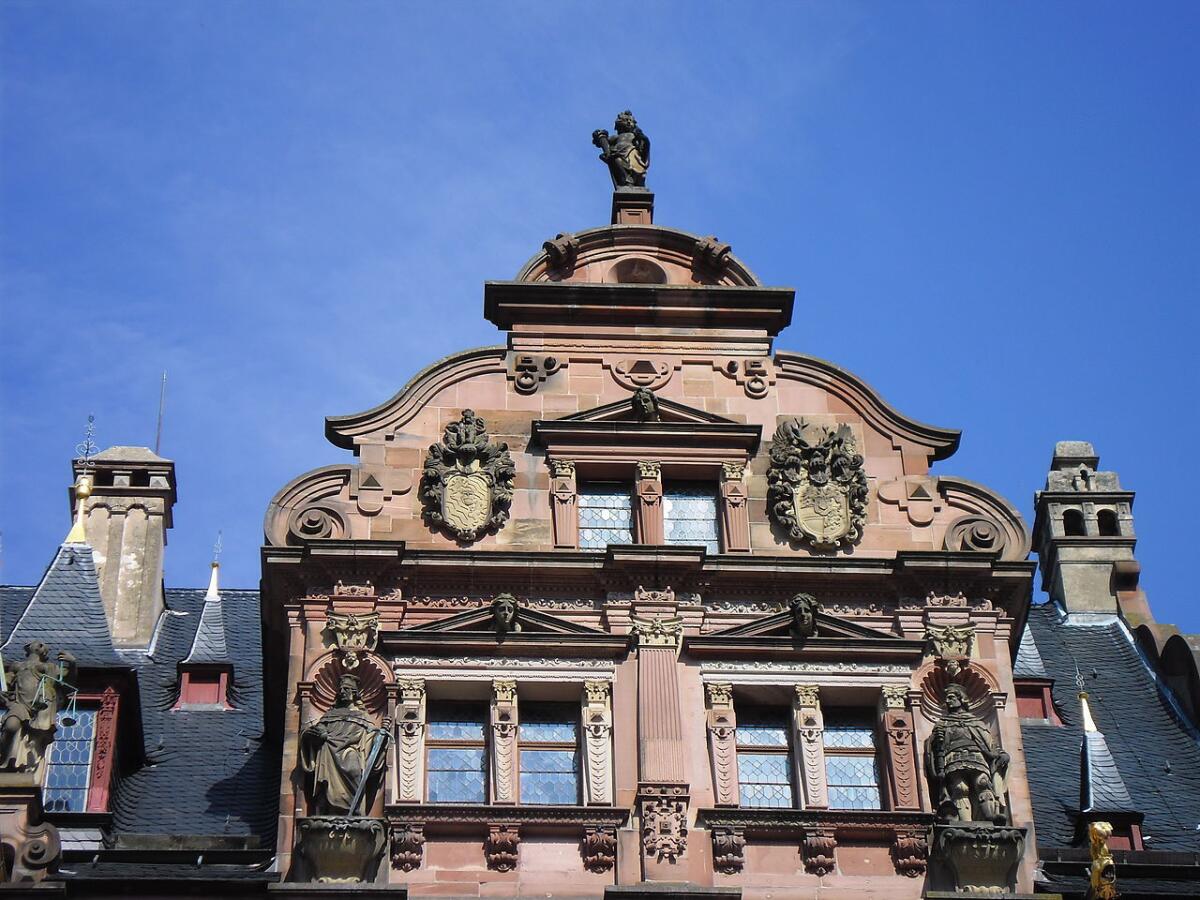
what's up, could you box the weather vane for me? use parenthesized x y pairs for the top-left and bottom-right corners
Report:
(76, 414), (98, 473)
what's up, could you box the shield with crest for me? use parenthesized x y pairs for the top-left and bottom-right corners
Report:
(767, 418), (868, 549)
(421, 411), (515, 542)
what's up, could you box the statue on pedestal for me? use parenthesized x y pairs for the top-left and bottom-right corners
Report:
(592, 111), (650, 188)
(300, 675), (391, 816)
(1, 642), (77, 772)
(925, 683), (1010, 824)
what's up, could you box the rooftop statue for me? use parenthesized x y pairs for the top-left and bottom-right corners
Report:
(925, 683), (1010, 824)
(300, 674), (391, 816)
(1, 641), (77, 772)
(592, 111), (650, 189)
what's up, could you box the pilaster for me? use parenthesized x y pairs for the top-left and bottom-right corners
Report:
(394, 678), (426, 804)
(880, 685), (921, 811)
(705, 682), (739, 807)
(583, 679), (614, 805)
(719, 463), (750, 553)
(792, 684), (828, 810)
(491, 679), (518, 805)
(549, 459), (578, 548)
(635, 462), (663, 545)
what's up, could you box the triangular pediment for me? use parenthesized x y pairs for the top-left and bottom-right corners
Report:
(712, 610), (906, 642)
(404, 603), (607, 636)
(557, 395), (738, 426)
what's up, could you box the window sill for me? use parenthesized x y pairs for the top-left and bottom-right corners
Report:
(697, 806), (933, 837)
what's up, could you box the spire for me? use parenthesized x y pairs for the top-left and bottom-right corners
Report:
(182, 535), (232, 668)
(1078, 687), (1136, 816)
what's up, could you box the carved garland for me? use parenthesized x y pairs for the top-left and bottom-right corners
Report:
(420, 410), (515, 542)
(767, 418), (868, 548)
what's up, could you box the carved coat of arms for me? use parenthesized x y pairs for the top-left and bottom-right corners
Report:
(421, 410), (515, 542)
(767, 419), (868, 548)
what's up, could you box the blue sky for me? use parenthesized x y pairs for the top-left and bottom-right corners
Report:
(2, 3), (1197, 627)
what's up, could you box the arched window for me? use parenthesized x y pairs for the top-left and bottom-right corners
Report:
(1097, 509), (1119, 536)
(1063, 509), (1086, 536)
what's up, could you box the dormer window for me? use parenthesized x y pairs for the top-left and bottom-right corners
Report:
(44, 708), (98, 812)
(178, 667), (231, 708)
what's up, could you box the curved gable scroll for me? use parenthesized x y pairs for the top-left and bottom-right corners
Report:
(774, 352), (961, 465)
(324, 346), (507, 450)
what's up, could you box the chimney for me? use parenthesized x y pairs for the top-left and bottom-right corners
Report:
(1032, 442), (1137, 618)
(70, 446), (176, 648)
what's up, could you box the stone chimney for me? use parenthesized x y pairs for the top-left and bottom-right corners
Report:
(70, 446), (176, 648)
(1033, 442), (1139, 617)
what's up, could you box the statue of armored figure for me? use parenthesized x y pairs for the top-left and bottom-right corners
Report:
(1, 642), (77, 772)
(925, 683), (1010, 824)
(592, 111), (650, 188)
(300, 675), (391, 816)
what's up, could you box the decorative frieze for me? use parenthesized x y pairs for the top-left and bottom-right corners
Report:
(491, 680), (518, 805)
(706, 682), (739, 807)
(792, 685), (829, 810)
(485, 824), (520, 872)
(582, 680), (614, 806)
(389, 822), (425, 872)
(581, 825), (617, 873)
(394, 678), (425, 804)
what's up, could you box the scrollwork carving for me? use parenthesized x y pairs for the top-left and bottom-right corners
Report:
(389, 822), (425, 872)
(485, 824), (520, 872)
(421, 410), (514, 542)
(639, 785), (688, 862)
(944, 515), (1008, 555)
(581, 826), (617, 873)
(289, 505), (346, 543)
(711, 826), (746, 874)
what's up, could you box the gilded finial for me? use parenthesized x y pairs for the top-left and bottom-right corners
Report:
(65, 415), (97, 544)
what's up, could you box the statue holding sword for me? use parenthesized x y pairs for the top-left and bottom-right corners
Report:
(300, 674), (392, 816)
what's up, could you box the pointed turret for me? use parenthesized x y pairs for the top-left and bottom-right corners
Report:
(181, 561), (232, 668)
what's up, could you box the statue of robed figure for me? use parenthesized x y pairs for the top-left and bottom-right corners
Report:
(592, 111), (650, 188)
(925, 683), (1010, 824)
(1, 642), (77, 772)
(300, 675), (391, 816)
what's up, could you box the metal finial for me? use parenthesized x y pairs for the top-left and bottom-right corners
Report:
(213, 530), (224, 564)
(1074, 664), (1087, 694)
(75, 415), (98, 471)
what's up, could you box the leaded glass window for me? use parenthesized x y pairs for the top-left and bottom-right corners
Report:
(578, 483), (634, 549)
(44, 708), (97, 813)
(426, 702), (487, 803)
(823, 709), (881, 809)
(663, 482), (720, 553)
(736, 707), (794, 808)
(519, 702), (579, 805)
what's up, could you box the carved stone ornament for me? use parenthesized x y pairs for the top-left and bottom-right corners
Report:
(631, 615), (683, 649)
(802, 827), (837, 876)
(767, 419), (868, 548)
(592, 110), (650, 188)
(581, 825), (617, 873)
(485, 824), (520, 871)
(490, 593), (522, 634)
(289, 505), (347, 543)
(632, 388), (661, 423)
(639, 784), (688, 862)
(926, 623), (974, 661)
(693, 235), (732, 277)
(325, 613), (380, 670)
(1, 642), (77, 772)
(421, 410), (515, 542)
(542, 232), (579, 275)
(296, 816), (386, 884)
(389, 822), (425, 872)
(610, 359), (673, 391)
(892, 826), (930, 878)
(789, 592), (819, 639)
(944, 514), (1009, 555)
(931, 823), (1025, 894)
(711, 826), (746, 874)
(705, 682), (734, 710)
(511, 352), (563, 395)
(925, 684), (1010, 825)
(299, 675), (392, 816)
(882, 684), (909, 709)
(793, 684), (820, 708)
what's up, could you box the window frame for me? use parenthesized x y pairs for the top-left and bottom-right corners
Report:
(733, 705), (795, 809)
(43, 706), (99, 814)
(576, 480), (638, 549)
(424, 701), (489, 805)
(821, 708), (883, 811)
(662, 479), (722, 554)
(516, 701), (582, 806)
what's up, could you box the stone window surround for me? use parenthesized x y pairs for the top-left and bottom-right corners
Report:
(550, 457), (750, 553)
(703, 676), (913, 816)
(388, 666), (614, 810)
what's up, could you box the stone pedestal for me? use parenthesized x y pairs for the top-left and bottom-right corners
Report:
(295, 816), (386, 884)
(929, 823), (1027, 894)
(0, 773), (61, 884)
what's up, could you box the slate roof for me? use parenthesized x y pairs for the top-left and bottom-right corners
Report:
(1014, 625), (1049, 679)
(181, 568), (232, 666)
(1, 544), (123, 668)
(1020, 602), (1200, 851)
(111, 586), (276, 845)
(1081, 725), (1136, 815)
